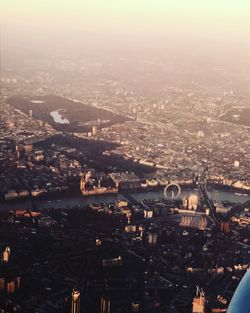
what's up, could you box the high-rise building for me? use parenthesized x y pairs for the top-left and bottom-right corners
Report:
(148, 232), (158, 246)
(16, 276), (21, 289)
(100, 297), (111, 313)
(71, 289), (80, 313)
(0, 278), (5, 290)
(220, 221), (230, 234)
(188, 194), (199, 210)
(192, 287), (205, 313)
(92, 125), (97, 136)
(131, 301), (140, 312)
(1, 246), (10, 263)
(139, 225), (143, 239)
(7, 281), (15, 294)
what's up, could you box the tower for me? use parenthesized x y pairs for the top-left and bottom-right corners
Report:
(71, 289), (80, 313)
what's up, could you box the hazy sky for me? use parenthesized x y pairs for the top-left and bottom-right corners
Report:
(1, 0), (250, 59)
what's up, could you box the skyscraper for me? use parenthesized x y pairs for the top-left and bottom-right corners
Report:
(71, 289), (80, 313)
(100, 297), (111, 313)
(1, 246), (10, 263)
(192, 287), (205, 313)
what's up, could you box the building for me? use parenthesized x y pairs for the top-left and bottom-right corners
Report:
(227, 269), (250, 313)
(1, 246), (10, 263)
(220, 221), (230, 234)
(234, 160), (240, 168)
(7, 280), (15, 294)
(183, 193), (199, 210)
(92, 125), (97, 136)
(80, 171), (118, 196)
(188, 194), (199, 210)
(131, 302), (140, 312)
(144, 209), (153, 218)
(192, 287), (205, 313)
(197, 130), (205, 138)
(100, 297), (111, 313)
(0, 278), (5, 290)
(71, 289), (80, 313)
(148, 232), (158, 246)
(24, 144), (33, 153)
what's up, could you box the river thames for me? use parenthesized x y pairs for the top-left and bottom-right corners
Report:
(1, 189), (250, 211)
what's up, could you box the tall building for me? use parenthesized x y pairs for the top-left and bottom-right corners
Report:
(16, 276), (21, 289)
(192, 286), (205, 313)
(71, 289), (80, 313)
(188, 194), (199, 210)
(7, 280), (15, 294)
(182, 193), (199, 210)
(220, 221), (230, 234)
(1, 246), (10, 263)
(139, 225), (144, 239)
(148, 232), (158, 246)
(100, 297), (111, 313)
(92, 125), (97, 136)
(0, 278), (5, 290)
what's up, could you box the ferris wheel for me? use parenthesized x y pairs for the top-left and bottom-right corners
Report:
(164, 183), (181, 199)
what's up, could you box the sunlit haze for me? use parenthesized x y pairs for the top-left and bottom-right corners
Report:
(1, 2), (250, 313)
(2, 0), (250, 60)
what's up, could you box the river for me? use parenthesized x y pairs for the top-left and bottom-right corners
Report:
(50, 110), (70, 124)
(0, 189), (249, 211)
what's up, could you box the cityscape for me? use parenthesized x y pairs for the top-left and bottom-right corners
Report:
(1, 1), (250, 313)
